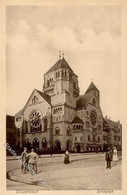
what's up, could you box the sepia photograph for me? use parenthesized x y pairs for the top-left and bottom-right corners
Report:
(1, 0), (126, 193)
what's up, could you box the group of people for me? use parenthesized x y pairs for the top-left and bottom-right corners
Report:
(64, 147), (119, 168)
(105, 147), (119, 169)
(21, 148), (39, 174)
(20, 146), (119, 174)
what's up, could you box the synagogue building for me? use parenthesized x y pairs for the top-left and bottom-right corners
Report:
(15, 55), (122, 153)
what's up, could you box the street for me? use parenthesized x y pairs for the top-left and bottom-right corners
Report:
(7, 153), (122, 190)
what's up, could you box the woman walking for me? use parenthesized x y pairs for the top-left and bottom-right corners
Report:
(113, 147), (119, 165)
(64, 149), (70, 164)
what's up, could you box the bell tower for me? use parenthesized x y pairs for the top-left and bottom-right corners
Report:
(43, 54), (80, 107)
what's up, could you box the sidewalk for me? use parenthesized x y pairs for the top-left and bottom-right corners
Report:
(6, 152), (101, 161)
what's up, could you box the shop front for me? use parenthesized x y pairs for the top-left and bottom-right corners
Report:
(86, 143), (102, 152)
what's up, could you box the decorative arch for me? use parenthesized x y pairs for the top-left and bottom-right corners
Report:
(66, 139), (72, 151)
(42, 137), (48, 151)
(32, 138), (39, 149)
(54, 139), (61, 152)
(25, 139), (31, 150)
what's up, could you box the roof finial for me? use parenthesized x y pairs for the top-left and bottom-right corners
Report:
(62, 53), (64, 59)
(59, 50), (61, 59)
(91, 78), (93, 82)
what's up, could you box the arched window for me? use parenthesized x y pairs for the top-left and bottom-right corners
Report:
(55, 127), (60, 135)
(93, 135), (96, 142)
(42, 138), (48, 151)
(44, 118), (48, 131)
(67, 127), (71, 135)
(33, 138), (39, 149)
(25, 139), (31, 149)
(98, 136), (100, 142)
(65, 70), (67, 77)
(75, 137), (77, 141)
(92, 98), (96, 106)
(32, 96), (38, 104)
(30, 110), (42, 132)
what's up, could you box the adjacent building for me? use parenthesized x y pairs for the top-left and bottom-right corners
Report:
(6, 115), (19, 154)
(103, 117), (122, 151)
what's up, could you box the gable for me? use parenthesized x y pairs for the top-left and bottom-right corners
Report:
(26, 89), (51, 107)
(15, 89), (51, 116)
(86, 96), (103, 118)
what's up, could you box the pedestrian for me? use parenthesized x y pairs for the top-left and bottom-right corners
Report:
(64, 149), (70, 164)
(26, 149), (39, 174)
(21, 147), (28, 174)
(105, 147), (112, 169)
(112, 147), (119, 165)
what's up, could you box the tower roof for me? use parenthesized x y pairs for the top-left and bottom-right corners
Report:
(85, 82), (99, 94)
(76, 92), (94, 108)
(45, 57), (76, 76)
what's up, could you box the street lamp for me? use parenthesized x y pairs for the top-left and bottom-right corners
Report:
(18, 125), (22, 149)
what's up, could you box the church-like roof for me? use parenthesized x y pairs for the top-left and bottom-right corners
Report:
(45, 57), (76, 76)
(76, 91), (94, 108)
(72, 116), (84, 124)
(36, 89), (51, 105)
(15, 89), (51, 116)
(85, 82), (99, 94)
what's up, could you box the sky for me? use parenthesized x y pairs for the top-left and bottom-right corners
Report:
(6, 5), (123, 122)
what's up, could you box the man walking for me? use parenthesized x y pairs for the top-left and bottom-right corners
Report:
(21, 147), (28, 174)
(105, 147), (112, 169)
(26, 149), (39, 174)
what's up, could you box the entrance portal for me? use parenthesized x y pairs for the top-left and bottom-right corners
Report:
(77, 144), (81, 153)
(55, 141), (61, 153)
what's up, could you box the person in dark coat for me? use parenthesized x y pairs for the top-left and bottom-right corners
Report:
(64, 150), (70, 164)
(105, 147), (112, 169)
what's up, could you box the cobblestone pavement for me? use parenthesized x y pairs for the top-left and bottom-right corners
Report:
(7, 153), (122, 190)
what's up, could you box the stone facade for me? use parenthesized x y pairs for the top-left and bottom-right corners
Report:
(103, 117), (122, 151)
(14, 56), (122, 153)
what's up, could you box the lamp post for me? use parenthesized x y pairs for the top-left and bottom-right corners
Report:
(19, 125), (22, 149)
